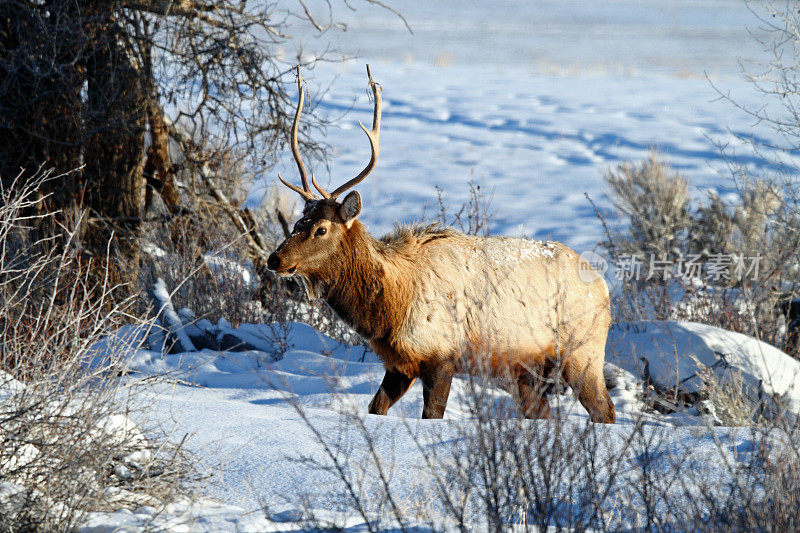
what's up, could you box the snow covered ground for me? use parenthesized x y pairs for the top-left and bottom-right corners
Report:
(75, 316), (800, 530)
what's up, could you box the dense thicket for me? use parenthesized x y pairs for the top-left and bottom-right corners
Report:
(0, 0), (396, 299)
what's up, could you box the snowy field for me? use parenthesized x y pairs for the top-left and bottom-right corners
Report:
(22, 1), (800, 530)
(261, 0), (787, 253)
(77, 317), (800, 530)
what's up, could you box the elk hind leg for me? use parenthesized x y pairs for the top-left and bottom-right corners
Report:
(517, 372), (550, 419)
(564, 355), (615, 424)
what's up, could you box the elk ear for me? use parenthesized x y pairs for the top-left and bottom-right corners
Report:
(339, 191), (361, 227)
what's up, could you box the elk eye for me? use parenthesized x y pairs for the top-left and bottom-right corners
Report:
(315, 227), (327, 236)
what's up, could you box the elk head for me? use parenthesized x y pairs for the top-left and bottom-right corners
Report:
(267, 65), (382, 279)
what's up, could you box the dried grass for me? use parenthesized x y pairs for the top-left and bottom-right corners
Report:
(0, 169), (195, 531)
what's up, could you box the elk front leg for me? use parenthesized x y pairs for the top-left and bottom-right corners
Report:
(368, 369), (416, 415)
(421, 365), (453, 419)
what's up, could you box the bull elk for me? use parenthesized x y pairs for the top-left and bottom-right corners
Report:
(268, 66), (615, 423)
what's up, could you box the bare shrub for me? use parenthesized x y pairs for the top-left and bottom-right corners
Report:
(601, 152), (800, 356)
(671, 412), (800, 531)
(139, 201), (266, 327)
(261, 353), (800, 530)
(694, 361), (756, 427)
(434, 180), (494, 237)
(604, 151), (691, 261)
(0, 169), (194, 530)
(599, 1), (800, 358)
(137, 146), (361, 347)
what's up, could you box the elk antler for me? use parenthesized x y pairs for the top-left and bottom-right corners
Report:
(279, 65), (382, 202)
(278, 67), (320, 201)
(327, 64), (382, 200)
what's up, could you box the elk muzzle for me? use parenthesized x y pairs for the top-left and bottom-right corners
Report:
(267, 252), (281, 271)
(267, 250), (296, 276)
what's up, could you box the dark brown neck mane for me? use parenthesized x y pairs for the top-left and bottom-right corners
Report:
(305, 221), (411, 342)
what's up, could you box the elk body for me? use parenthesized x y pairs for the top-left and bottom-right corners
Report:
(268, 67), (615, 423)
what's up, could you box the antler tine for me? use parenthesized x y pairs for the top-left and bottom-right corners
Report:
(330, 64), (382, 200)
(311, 173), (331, 198)
(284, 66), (318, 200)
(278, 172), (316, 201)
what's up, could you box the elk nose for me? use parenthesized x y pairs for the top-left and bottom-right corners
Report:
(267, 252), (281, 271)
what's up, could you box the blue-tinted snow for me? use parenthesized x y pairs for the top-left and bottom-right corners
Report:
(257, 0), (792, 254)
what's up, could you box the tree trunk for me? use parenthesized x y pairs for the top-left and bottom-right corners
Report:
(0, 0), (84, 211)
(83, 8), (147, 294)
(144, 98), (181, 212)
